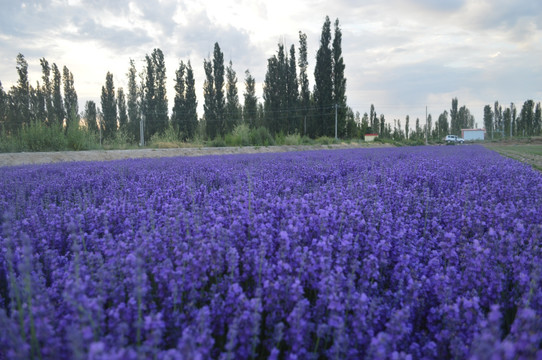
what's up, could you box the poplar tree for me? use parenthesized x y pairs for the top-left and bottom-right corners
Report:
(10, 53), (30, 132)
(184, 61), (198, 140)
(438, 111), (449, 139)
(127, 59), (140, 141)
(213, 43), (226, 137)
(153, 48), (168, 135)
(40, 58), (54, 126)
(313, 16), (333, 137)
(405, 115), (410, 140)
(298, 31), (310, 136)
(171, 61), (186, 137)
(203, 58), (216, 139)
(142, 48), (168, 138)
(243, 70), (258, 129)
(52, 63), (64, 127)
(263, 53), (281, 135)
(286, 45), (299, 134)
(0, 81), (6, 134)
(535, 102), (541, 136)
(263, 43), (290, 135)
(203, 43), (225, 139)
(63, 66), (79, 131)
(225, 60), (241, 134)
(117, 87), (128, 132)
(332, 18), (347, 137)
(450, 97), (459, 135)
(101, 71), (117, 140)
(31, 82), (47, 124)
(483, 105), (493, 138)
(84, 100), (98, 133)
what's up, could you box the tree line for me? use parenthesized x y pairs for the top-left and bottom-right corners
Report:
(1, 15), (541, 147)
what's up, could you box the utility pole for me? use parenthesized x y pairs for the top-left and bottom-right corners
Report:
(334, 103), (338, 140)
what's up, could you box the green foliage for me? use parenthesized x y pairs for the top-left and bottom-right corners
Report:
(127, 59), (140, 142)
(101, 72), (117, 140)
(314, 136), (339, 145)
(147, 124), (181, 148)
(243, 70), (258, 129)
(0, 121), (99, 152)
(213, 43), (226, 137)
(225, 124), (251, 147)
(250, 126), (275, 146)
(66, 119), (97, 150)
(142, 48), (168, 139)
(225, 61), (241, 134)
(313, 16), (333, 137)
(210, 136), (226, 147)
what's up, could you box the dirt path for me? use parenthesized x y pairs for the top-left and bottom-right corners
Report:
(0, 143), (391, 168)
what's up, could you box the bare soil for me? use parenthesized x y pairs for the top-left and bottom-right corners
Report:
(0, 143), (391, 168)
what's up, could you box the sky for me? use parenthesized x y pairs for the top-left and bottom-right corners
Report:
(1, 0), (541, 127)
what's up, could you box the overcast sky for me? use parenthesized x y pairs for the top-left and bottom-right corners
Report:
(1, 0), (541, 126)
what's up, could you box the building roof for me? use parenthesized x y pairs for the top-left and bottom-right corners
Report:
(461, 129), (486, 132)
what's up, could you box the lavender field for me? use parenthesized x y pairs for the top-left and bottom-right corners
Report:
(0, 145), (541, 359)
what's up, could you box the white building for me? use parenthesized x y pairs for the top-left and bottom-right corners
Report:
(461, 129), (485, 141)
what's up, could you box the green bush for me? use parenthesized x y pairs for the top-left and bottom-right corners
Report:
(210, 136), (226, 147)
(314, 136), (339, 145)
(283, 133), (302, 145)
(66, 120), (99, 150)
(249, 127), (275, 146)
(146, 125), (180, 148)
(20, 122), (67, 151)
(225, 124), (251, 147)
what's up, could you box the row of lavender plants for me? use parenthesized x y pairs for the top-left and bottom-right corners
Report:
(0, 146), (541, 359)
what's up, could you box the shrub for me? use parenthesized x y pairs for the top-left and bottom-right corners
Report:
(249, 126), (275, 146)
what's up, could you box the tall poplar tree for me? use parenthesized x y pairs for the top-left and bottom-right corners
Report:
(14, 53), (30, 131)
(63, 66), (78, 131)
(84, 100), (98, 133)
(101, 71), (117, 140)
(263, 52), (281, 134)
(184, 61), (198, 140)
(142, 48), (168, 138)
(243, 70), (258, 129)
(225, 60), (241, 134)
(117, 87), (128, 132)
(40, 58), (54, 126)
(0, 81), (6, 134)
(171, 61), (186, 137)
(450, 97), (459, 135)
(52, 63), (64, 127)
(213, 43), (226, 137)
(298, 31), (310, 136)
(313, 16), (333, 137)
(286, 45), (299, 134)
(535, 102), (541, 136)
(127, 59), (140, 141)
(153, 48), (168, 135)
(483, 105), (493, 138)
(203, 58), (216, 139)
(332, 18), (347, 137)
